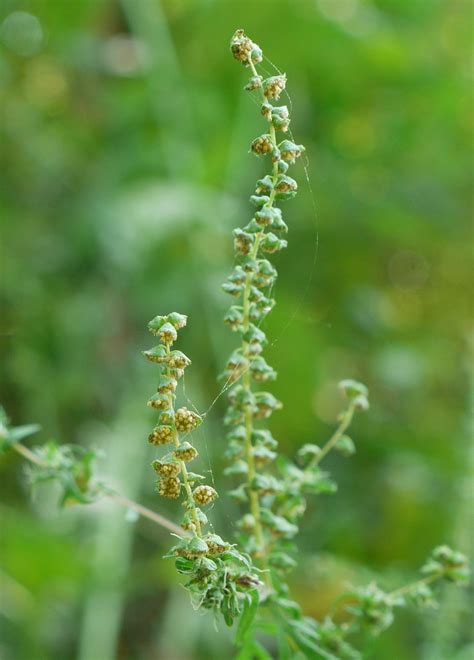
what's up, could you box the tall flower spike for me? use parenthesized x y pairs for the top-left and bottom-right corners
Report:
(224, 32), (304, 570)
(143, 312), (259, 622)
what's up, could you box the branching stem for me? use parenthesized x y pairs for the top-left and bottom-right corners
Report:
(11, 441), (184, 536)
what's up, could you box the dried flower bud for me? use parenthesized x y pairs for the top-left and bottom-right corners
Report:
(157, 377), (177, 394)
(142, 345), (168, 363)
(250, 134), (273, 156)
(173, 441), (198, 462)
(175, 407), (202, 433)
(148, 424), (175, 445)
(263, 75), (286, 100)
(157, 476), (181, 499)
(168, 350), (191, 370)
(245, 75), (263, 91)
(147, 393), (172, 410)
(152, 459), (181, 478)
(205, 533), (229, 555)
(193, 484), (218, 505)
(230, 29), (262, 66)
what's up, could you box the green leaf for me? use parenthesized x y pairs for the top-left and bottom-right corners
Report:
(235, 588), (259, 645)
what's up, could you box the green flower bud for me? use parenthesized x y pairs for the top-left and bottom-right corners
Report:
(142, 345), (168, 363)
(279, 139), (305, 164)
(225, 350), (249, 382)
(254, 207), (279, 227)
(243, 323), (267, 346)
(227, 266), (247, 285)
(173, 441), (198, 462)
(249, 194), (270, 208)
(261, 102), (272, 120)
(224, 306), (243, 330)
(297, 443), (321, 465)
(249, 356), (277, 381)
(148, 425), (175, 445)
(157, 476), (181, 499)
(263, 74), (286, 100)
(250, 474), (283, 496)
(338, 379), (369, 398)
(167, 312), (187, 329)
(252, 444), (277, 466)
(152, 459), (181, 478)
(274, 174), (297, 200)
(255, 175), (274, 195)
(175, 407), (202, 433)
(233, 228), (254, 256)
(260, 232), (288, 253)
(254, 391), (282, 419)
(277, 159), (289, 173)
(148, 315), (168, 335)
(242, 258), (258, 273)
(189, 536), (210, 556)
(222, 282), (243, 297)
(157, 322), (178, 344)
(335, 435), (356, 457)
(271, 105), (290, 132)
(354, 394), (369, 411)
(250, 134), (273, 156)
(193, 485), (218, 505)
(252, 429), (278, 449)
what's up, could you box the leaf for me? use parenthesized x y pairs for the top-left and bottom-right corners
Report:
(236, 638), (272, 660)
(235, 588), (259, 645)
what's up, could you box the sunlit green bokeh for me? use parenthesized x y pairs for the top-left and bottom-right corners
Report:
(1, 1), (472, 658)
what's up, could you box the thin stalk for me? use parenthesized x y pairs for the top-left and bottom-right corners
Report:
(387, 573), (441, 600)
(11, 442), (184, 536)
(310, 402), (356, 467)
(238, 55), (280, 577)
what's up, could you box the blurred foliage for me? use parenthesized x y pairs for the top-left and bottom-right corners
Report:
(0, 0), (472, 658)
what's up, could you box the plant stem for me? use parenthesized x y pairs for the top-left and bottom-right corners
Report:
(107, 493), (184, 536)
(11, 442), (184, 536)
(387, 573), (441, 599)
(310, 402), (356, 467)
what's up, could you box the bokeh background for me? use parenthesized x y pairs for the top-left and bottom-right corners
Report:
(1, 0), (472, 658)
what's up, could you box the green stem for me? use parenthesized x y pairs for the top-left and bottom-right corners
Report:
(237, 55), (281, 585)
(387, 573), (441, 599)
(310, 402), (356, 468)
(11, 442), (185, 536)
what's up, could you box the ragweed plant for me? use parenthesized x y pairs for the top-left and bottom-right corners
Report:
(221, 29), (470, 658)
(142, 312), (260, 623)
(1, 29), (470, 660)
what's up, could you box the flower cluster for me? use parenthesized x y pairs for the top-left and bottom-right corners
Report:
(223, 31), (306, 566)
(143, 312), (260, 621)
(224, 32), (370, 585)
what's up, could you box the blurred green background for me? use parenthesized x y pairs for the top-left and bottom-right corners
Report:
(0, 0), (472, 658)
